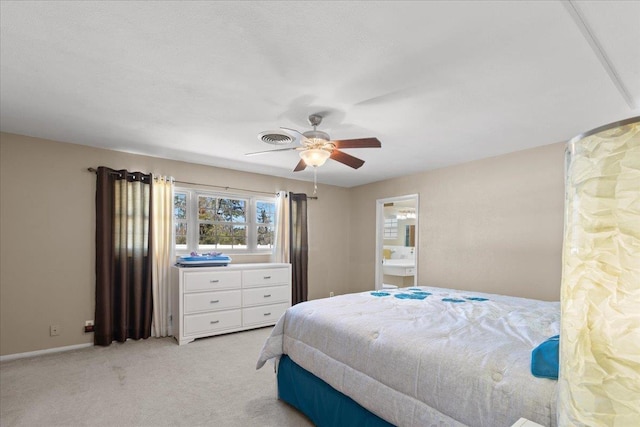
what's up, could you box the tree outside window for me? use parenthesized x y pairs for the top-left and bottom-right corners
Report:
(198, 196), (247, 249)
(174, 192), (188, 247)
(256, 200), (275, 249)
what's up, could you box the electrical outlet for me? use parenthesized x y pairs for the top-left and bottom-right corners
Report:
(329, 291), (334, 297)
(84, 320), (95, 333)
(50, 325), (60, 336)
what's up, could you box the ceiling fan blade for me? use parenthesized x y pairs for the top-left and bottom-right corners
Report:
(280, 127), (306, 140)
(293, 159), (307, 172)
(330, 149), (365, 169)
(332, 137), (381, 149)
(245, 147), (299, 156)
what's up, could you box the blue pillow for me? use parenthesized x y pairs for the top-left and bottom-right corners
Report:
(395, 293), (427, 300)
(442, 298), (465, 303)
(370, 292), (390, 297)
(531, 335), (559, 380)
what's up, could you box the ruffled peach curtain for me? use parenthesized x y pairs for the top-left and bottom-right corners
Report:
(559, 117), (640, 426)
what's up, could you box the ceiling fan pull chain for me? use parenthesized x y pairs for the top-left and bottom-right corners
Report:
(313, 166), (318, 196)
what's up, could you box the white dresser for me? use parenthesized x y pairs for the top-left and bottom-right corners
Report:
(171, 263), (291, 345)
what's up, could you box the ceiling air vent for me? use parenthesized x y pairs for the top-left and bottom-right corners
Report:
(258, 130), (295, 145)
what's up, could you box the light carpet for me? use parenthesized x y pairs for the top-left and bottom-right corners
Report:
(0, 327), (313, 427)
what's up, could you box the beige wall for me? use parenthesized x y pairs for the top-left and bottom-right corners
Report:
(0, 132), (565, 356)
(0, 132), (351, 356)
(348, 142), (566, 301)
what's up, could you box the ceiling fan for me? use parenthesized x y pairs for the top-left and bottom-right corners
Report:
(247, 114), (381, 172)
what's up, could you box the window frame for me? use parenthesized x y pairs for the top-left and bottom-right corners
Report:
(174, 186), (276, 255)
(383, 218), (398, 239)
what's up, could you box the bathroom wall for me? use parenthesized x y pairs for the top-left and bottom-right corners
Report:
(349, 141), (566, 301)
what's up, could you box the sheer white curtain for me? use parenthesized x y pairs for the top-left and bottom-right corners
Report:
(272, 191), (290, 263)
(151, 175), (174, 337)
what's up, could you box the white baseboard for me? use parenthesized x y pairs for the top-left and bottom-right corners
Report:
(0, 342), (93, 362)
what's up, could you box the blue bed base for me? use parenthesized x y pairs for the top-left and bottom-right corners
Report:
(277, 355), (394, 427)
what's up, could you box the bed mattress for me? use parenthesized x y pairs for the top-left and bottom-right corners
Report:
(257, 286), (560, 427)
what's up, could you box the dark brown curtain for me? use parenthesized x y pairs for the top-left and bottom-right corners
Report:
(290, 192), (308, 305)
(95, 167), (153, 346)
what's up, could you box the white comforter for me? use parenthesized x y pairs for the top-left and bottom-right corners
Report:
(257, 286), (560, 427)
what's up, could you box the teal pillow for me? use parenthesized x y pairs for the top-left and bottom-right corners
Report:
(531, 335), (559, 380)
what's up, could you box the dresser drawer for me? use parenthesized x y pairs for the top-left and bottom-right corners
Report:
(184, 290), (241, 314)
(183, 270), (241, 292)
(242, 303), (289, 327)
(242, 268), (290, 288)
(184, 310), (241, 335)
(243, 285), (289, 307)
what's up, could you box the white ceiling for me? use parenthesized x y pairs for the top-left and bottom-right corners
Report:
(1, 1), (638, 187)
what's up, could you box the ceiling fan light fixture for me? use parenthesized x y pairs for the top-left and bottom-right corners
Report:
(299, 148), (330, 167)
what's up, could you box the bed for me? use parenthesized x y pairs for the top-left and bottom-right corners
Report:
(257, 286), (560, 427)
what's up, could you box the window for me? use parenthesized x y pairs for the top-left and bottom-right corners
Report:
(174, 193), (188, 246)
(384, 218), (398, 239)
(197, 195), (247, 250)
(174, 188), (275, 254)
(256, 200), (276, 250)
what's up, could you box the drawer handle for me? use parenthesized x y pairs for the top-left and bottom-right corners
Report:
(263, 312), (271, 316)
(210, 300), (219, 304)
(210, 279), (219, 283)
(210, 320), (219, 324)
(263, 294), (271, 298)
(263, 276), (271, 280)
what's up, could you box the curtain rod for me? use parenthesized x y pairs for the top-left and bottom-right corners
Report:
(87, 168), (318, 200)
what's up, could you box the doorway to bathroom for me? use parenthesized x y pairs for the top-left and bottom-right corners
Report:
(375, 194), (419, 290)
